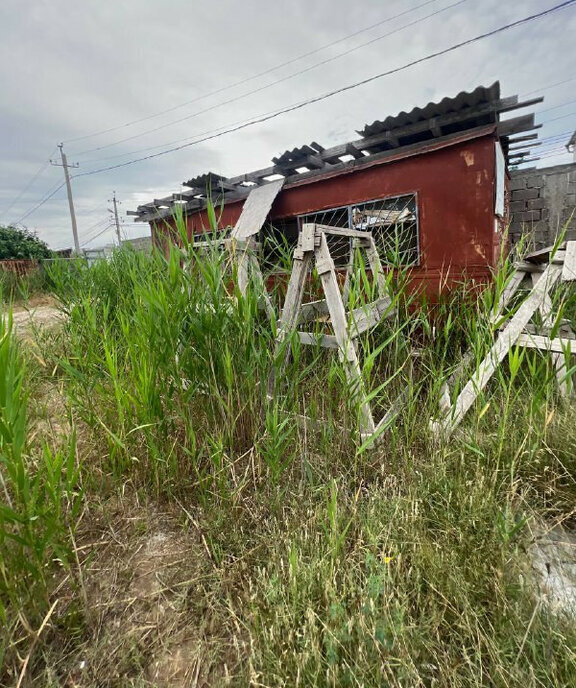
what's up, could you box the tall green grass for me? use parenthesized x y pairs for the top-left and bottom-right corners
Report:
(4, 215), (575, 685)
(0, 304), (81, 675)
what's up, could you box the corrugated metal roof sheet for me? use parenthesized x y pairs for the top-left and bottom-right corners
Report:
(358, 82), (501, 138)
(273, 142), (325, 166)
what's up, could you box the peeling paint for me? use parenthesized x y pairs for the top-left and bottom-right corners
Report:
(461, 150), (475, 167)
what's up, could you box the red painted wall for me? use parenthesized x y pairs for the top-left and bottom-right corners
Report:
(153, 132), (503, 299)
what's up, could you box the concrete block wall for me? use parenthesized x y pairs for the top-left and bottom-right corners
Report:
(509, 162), (576, 248)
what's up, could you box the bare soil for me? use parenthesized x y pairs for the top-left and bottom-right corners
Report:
(9, 296), (65, 341)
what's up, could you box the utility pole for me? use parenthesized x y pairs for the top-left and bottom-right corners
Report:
(51, 144), (80, 254)
(108, 191), (122, 245)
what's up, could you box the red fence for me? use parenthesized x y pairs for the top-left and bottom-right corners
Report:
(0, 259), (39, 276)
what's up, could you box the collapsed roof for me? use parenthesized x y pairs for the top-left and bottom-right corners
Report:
(130, 82), (542, 223)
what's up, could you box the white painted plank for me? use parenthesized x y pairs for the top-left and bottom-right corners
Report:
(231, 178), (284, 240)
(516, 333), (576, 354)
(562, 241), (576, 282)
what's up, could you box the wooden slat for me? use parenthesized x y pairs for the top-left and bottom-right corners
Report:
(368, 388), (410, 439)
(348, 296), (393, 337)
(297, 331), (339, 348)
(525, 245), (566, 264)
(509, 142), (541, 152)
(516, 333), (576, 354)
(562, 241), (576, 281)
(530, 271), (568, 396)
(231, 178), (284, 240)
(499, 97), (543, 113)
(316, 233), (376, 435)
(313, 224), (370, 239)
(507, 133), (539, 145)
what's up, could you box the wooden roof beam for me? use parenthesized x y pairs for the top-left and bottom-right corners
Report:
(509, 142), (541, 152)
(507, 133), (539, 145)
(498, 96), (544, 113)
(497, 115), (540, 137)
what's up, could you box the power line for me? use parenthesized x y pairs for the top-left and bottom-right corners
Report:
(12, 181), (66, 224)
(63, 0), (441, 146)
(74, 0), (471, 156)
(50, 218), (109, 253)
(536, 98), (576, 114)
(79, 95), (318, 165)
(82, 216), (110, 235)
(0, 148), (57, 221)
(81, 224), (114, 247)
(539, 110), (576, 124)
(71, 0), (576, 180)
(523, 76), (576, 97)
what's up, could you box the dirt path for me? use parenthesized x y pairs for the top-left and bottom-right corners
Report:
(7, 297), (65, 339)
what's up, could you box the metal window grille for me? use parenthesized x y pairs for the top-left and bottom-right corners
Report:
(351, 194), (419, 265)
(263, 193), (419, 271)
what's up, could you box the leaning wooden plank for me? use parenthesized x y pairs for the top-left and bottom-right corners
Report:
(433, 263), (563, 436)
(562, 241), (576, 282)
(231, 178), (284, 240)
(316, 233), (376, 436)
(516, 334), (576, 354)
(489, 266), (526, 325)
(525, 244), (566, 264)
(441, 264), (526, 413)
(268, 250), (313, 397)
(348, 296), (394, 338)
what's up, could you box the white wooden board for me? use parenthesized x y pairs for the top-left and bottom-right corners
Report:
(231, 178), (284, 240)
(562, 241), (576, 282)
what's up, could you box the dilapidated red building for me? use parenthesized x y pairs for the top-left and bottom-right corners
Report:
(130, 82), (542, 298)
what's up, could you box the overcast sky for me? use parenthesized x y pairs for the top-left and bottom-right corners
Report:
(1, 0), (575, 250)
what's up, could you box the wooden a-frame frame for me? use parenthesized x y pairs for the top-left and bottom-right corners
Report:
(187, 179), (284, 320)
(269, 222), (398, 444)
(433, 241), (576, 437)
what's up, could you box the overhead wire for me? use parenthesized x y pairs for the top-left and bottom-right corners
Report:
(523, 76), (576, 97)
(539, 110), (576, 124)
(80, 100), (576, 168)
(12, 181), (66, 225)
(63, 0), (442, 146)
(0, 148), (57, 221)
(73, 0), (471, 156)
(81, 224), (114, 247)
(69, 0), (576, 180)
